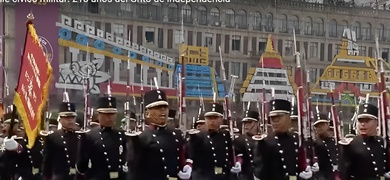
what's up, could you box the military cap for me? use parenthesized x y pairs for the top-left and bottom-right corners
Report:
(3, 106), (19, 124)
(242, 110), (259, 122)
(96, 96), (117, 113)
(290, 104), (298, 120)
(196, 113), (206, 124)
(121, 112), (137, 123)
(204, 103), (224, 117)
(313, 113), (329, 126)
(168, 109), (176, 120)
(58, 102), (77, 117)
(267, 99), (291, 117)
(144, 90), (168, 109)
(357, 103), (378, 120)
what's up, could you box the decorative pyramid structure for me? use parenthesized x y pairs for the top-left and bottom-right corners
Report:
(310, 28), (379, 107)
(240, 34), (295, 102)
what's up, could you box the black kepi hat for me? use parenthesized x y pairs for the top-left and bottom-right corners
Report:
(144, 90), (169, 109)
(313, 113), (329, 126)
(268, 99), (291, 117)
(357, 103), (378, 120)
(96, 96), (117, 113)
(3, 105), (19, 124)
(58, 102), (77, 117)
(242, 110), (259, 122)
(204, 103), (224, 117)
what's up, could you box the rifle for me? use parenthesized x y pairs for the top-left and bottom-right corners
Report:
(293, 28), (308, 171)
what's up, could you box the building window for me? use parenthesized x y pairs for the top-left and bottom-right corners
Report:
(197, 6), (207, 25)
(329, 19), (337, 37)
(279, 14), (287, 33)
(210, 7), (220, 25)
(182, 4), (192, 23)
(235, 10), (247, 29)
(225, 9), (235, 28)
(362, 23), (372, 40)
(149, 2), (162, 20)
(168, 3), (178, 22)
(232, 35), (241, 51)
(353, 21), (361, 39)
(231, 62), (240, 76)
(264, 13), (273, 32)
(338, 20), (348, 37)
(305, 17), (312, 35)
(242, 63), (247, 81)
(120, 3), (131, 12)
(285, 40), (293, 56)
(313, 18), (324, 36)
(145, 27), (155, 43)
(309, 42), (318, 58)
(253, 12), (261, 30)
(113, 23), (124, 37)
(377, 24), (385, 41)
(174, 30), (184, 44)
(289, 15), (299, 33)
(359, 46), (366, 56)
(204, 33), (213, 47)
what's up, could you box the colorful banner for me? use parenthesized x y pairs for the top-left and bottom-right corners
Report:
(14, 21), (52, 148)
(15, 3), (58, 89)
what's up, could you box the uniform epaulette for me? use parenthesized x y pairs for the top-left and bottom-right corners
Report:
(187, 129), (200, 135)
(252, 134), (267, 141)
(13, 136), (23, 140)
(338, 137), (353, 145)
(39, 130), (52, 137)
(125, 131), (141, 137)
(75, 129), (90, 134)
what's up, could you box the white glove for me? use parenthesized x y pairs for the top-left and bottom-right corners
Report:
(230, 162), (242, 174)
(385, 171), (390, 178)
(311, 162), (320, 172)
(299, 166), (313, 180)
(253, 174), (261, 180)
(177, 164), (192, 179)
(4, 136), (18, 151)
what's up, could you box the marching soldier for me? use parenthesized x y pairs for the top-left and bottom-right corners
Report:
(233, 110), (259, 180)
(252, 99), (313, 180)
(312, 113), (338, 180)
(128, 90), (189, 180)
(0, 109), (23, 180)
(42, 101), (80, 180)
(187, 102), (241, 180)
(195, 113), (207, 132)
(15, 127), (45, 180)
(76, 95), (128, 180)
(339, 103), (390, 179)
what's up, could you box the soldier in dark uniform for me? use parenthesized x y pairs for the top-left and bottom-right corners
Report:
(128, 90), (189, 180)
(0, 110), (22, 180)
(339, 103), (390, 179)
(187, 102), (241, 180)
(15, 122), (45, 179)
(195, 113), (207, 132)
(76, 96), (128, 180)
(252, 99), (313, 180)
(312, 113), (338, 180)
(42, 101), (80, 180)
(233, 110), (259, 180)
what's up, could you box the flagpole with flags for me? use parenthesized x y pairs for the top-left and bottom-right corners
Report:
(0, 3), (5, 121)
(13, 12), (53, 148)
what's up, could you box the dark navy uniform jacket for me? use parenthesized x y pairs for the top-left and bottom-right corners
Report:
(253, 132), (305, 180)
(339, 135), (388, 180)
(130, 126), (185, 180)
(77, 127), (127, 180)
(313, 136), (339, 180)
(15, 136), (44, 180)
(42, 129), (80, 180)
(233, 134), (256, 180)
(187, 129), (235, 180)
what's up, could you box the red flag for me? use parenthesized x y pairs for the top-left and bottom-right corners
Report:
(13, 17), (52, 148)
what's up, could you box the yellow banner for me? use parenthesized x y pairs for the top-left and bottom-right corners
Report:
(179, 44), (209, 66)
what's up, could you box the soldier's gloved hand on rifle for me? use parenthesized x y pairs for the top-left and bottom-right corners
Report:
(177, 164), (192, 179)
(3, 136), (19, 151)
(311, 162), (320, 172)
(384, 171), (390, 178)
(230, 162), (242, 174)
(299, 166), (313, 179)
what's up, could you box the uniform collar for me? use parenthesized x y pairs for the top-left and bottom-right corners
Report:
(62, 128), (74, 133)
(101, 127), (113, 132)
